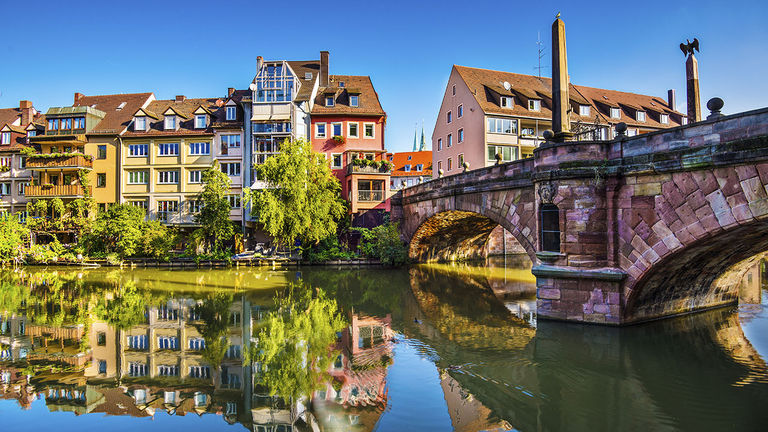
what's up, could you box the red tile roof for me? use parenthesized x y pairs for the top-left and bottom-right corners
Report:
(388, 151), (432, 177)
(123, 97), (225, 137)
(73, 92), (154, 135)
(311, 75), (385, 117)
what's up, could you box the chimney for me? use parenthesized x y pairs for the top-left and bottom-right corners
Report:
(256, 56), (263, 72)
(686, 54), (701, 122)
(667, 89), (676, 111)
(175, 95), (186, 103)
(74, 92), (84, 103)
(228, 87), (235, 97)
(19, 100), (33, 125)
(550, 17), (572, 141)
(320, 50), (329, 87)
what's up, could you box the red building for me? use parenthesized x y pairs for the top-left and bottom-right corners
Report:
(310, 73), (389, 227)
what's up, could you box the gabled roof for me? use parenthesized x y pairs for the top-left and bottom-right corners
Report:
(73, 92), (154, 134)
(311, 75), (386, 117)
(123, 97), (223, 137)
(134, 107), (160, 120)
(0, 108), (21, 129)
(453, 65), (684, 129)
(388, 150), (433, 177)
(287, 60), (320, 102)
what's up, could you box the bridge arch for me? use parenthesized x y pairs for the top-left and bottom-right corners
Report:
(402, 188), (538, 263)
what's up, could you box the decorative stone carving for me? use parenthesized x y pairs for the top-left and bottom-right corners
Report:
(538, 181), (557, 204)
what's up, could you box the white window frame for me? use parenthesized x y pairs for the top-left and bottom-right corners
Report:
(1, 132), (10, 145)
(579, 105), (591, 116)
(528, 99), (541, 111)
(347, 122), (359, 138)
(128, 171), (148, 185)
(157, 170), (179, 184)
(189, 170), (202, 184)
(437, 160), (442, 172)
(363, 123), (375, 139)
(315, 123), (327, 138)
(188, 142), (210, 156)
(500, 96), (513, 108)
(457, 104), (463, 118)
(458, 128), (464, 143)
(437, 138), (442, 151)
(325, 96), (335, 107)
(660, 114), (669, 124)
(134, 116), (146, 131)
(222, 162), (241, 177)
(446, 111), (452, 124)
(447, 158), (452, 171)
(158, 142), (179, 156)
(404, 164), (411, 172)
(164, 116), (176, 130)
(227, 194), (241, 209)
(610, 107), (621, 119)
(447, 134), (452, 147)
(636, 111), (646, 122)
(349, 95), (359, 107)
(222, 134), (241, 148)
(194, 115), (207, 129)
(331, 122), (343, 137)
(226, 106), (236, 121)
(331, 153), (343, 169)
(129, 144), (148, 157)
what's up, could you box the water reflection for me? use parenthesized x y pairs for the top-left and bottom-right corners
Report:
(0, 264), (768, 431)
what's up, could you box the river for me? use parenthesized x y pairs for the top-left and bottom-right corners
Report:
(0, 258), (766, 431)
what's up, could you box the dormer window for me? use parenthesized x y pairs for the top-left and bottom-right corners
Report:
(660, 114), (669, 124)
(339, 81), (345, 88)
(415, 164), (423, 171)
(500, 96), (513, 108)
(0, 132), (9, 145)
(636, 111), (646, 122)
(305, 72), (313, 80)
(579, 105), (591, 116)
(27, 130), (36, 137)
(610, 107), (621, 119)
(117, 102), (127, 111)
(226, 106), (236, 121)
(195, 114), (207, 129)
(349, 95), (359, 107)
(404, 164), (411, 172)
(165, 116), (177, 130)
(528, 99), (541, 111)
(325, 96), (335, 107)
(134, 116), (146, 131)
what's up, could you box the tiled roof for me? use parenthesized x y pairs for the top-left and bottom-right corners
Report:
(0, 108), (21, 129)
(123, 97), (224, 137)
(388, 150), (432, 177)
(212, 89), (249, 128)
(0, 105), (40, 151)
(73, 92), (154, 134)
(454, 65), (684, 129)
(311, 75), (385, 117)
(287, 60), (320, 102)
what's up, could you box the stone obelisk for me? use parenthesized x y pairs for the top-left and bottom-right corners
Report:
(686, 54), (701, 122)
(551, 16), (572, 142)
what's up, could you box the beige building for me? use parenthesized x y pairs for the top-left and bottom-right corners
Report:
(432, 65), (686, 178)
(0, 101), (40, 217)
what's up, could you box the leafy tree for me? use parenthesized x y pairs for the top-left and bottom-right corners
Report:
(0, 216), (30, 264)
(355, 221), (408, 265)
(249, 282), (347, 400)
(194, 293), (234, 378)
(94, 280), (149, 330)
(140, 220), (176, 259)
(244, 138), (346, 247)
(194, 161), (234, 253)
(82, 204), (145, 257)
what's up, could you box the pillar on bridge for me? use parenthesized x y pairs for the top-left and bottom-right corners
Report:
(551, 16), (573, 143)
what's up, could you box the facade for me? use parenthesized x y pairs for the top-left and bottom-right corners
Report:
(212, 88), (248, 228)
(432, 65), (686, 178)
(388, 150), (432, 190)
(0, 101), (39, 216)
(310, 71), (389, 225)
(121, 95), (241, 229)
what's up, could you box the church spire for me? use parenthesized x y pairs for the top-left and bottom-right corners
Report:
(419, 123), (427, 151)
(412, 124), (418, 151)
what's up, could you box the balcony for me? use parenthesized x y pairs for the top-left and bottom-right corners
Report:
(347, 165), (391, 176)
(358, 190), (385, 202)
(27, 154), (93, 170)
(25, 184), (91, 198)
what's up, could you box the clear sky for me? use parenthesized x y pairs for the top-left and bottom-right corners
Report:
(1, 0), (766, 153)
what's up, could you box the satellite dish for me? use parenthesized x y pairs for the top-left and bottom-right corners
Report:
(248, 83), (257, 91)
(503, 81), (511, 91)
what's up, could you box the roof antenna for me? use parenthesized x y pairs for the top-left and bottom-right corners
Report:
(534, 31), (548, 78)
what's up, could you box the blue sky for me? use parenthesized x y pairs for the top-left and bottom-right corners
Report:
(0, 0), (766, 153)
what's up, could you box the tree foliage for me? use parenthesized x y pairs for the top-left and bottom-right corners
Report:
(355, 222), (408, 265)
(244, 138), (346, 247)
(0, 216), (30, 265)
(94, 280), (149, 330)
(194, 161), (234, 253)
(82, 203), (174, 258)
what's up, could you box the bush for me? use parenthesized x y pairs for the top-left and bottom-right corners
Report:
(0, 217), (30, 264)
(140, 221), (176, 260)
(355, 222), (408, 266)
(302, 236), (357, 263)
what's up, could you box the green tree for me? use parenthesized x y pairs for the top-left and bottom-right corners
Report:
(356, 221), (408, 266)
(194, 293), (234, 380)
(94, 280), (149, 330)
(0, 216), (30, 264)
(82, 204), (145, 257)
(244, 138), (346, 247)
(140, 220), (176, 259)
(194, 161), (234, 253)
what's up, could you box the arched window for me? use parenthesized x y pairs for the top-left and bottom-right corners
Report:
(540, 204), (560, 252)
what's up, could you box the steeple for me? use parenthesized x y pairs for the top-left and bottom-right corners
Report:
(412, 124), (418, 151)
(419, 125), (427, 151)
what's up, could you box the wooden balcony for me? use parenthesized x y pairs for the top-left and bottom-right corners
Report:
(26, 154), (93, 170)
(25, 184), (91, 198)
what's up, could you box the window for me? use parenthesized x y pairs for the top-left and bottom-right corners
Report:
(129, 144), (148, 156)
(188, 338), (205, 350)
(458, 104), (463, 118)
(61, 118), (72, 130)
(332, 122), (342, 137)
(447, 158), (452, 171)
(636, 111), (646, 122)
(221, 163), (241, 176)
(158, 365), (179, 376)
(189, 366), (210, 379)
(528, 99), (541, 111)
(348, 122), (359, 138)
(252, 122), (291, 133)
(48, 118), (59, 130)
(521, 127), (535, 136)
(129, 200), (148, 211)
(129, 362), (148, 377)
(458, 128), (464, 143)
(96, 173), (106, 187)
(0, 157), (10, 169)
(0, 132), (9, 145)
(188, 170), (202, 183)
(500, 96), (513, 108)
(350, 95), (359, 107)
(415, 164), (423, 171)
(660, 114), (669, 124)
(18, 182), (28, 196)
(682, 117), (688, 125)
(26, 130), (36, 138)
(164, 116), (176, 130)
(255, 63), (296, 102)
(610, 107), (621, 119)
(227, 194), (241, 209)
(157, 171), (179, 184)
(226, 345), (241, 359)
(315, 123), (327, 138)
(486, 117), (518, 134)
(98, 360), (107, 374)
(164, 391), (177, 404)
(158, 142), (179, 156)
(97, 332), (107, 346)
(437, 138), (442, 151)
(458, 153), (464, 168)
(540, 204), (560, 252)
(134, 116), (146, 131)
(339, 81), (345, 87)
(364, 123), (375, 138)
(189, 142), (210, 155)
(627, 128), (638, 137)
(157, 336), (178, 350)
(128, 171), (148, 184)
(404, 164), (411, 172)
(331, 153), (343, 169)
(222, 134), (241, 148)
(195, 115), (207, 129)
(127, 335), (147, 350)
(447, 111), (452, 124)
(447, 134), (452, 147)
(189, 200), (202, 213)
(325, 96), (335, 107)
(97, 145), (107, 159)
(452, 84), (456, 96)
(579, 105), (591, 116)
(226, 106), (236, 121)
(487, 144), (518, 162)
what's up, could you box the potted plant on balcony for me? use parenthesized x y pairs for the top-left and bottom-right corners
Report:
(378, 161), (394, 172)
(332, 135), (345, 145)
(41, 183), (54, 189)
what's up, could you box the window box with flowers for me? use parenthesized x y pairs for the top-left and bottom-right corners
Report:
(332, 135), (345, 145)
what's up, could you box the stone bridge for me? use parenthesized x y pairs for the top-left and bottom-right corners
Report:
(392, 107), (768, 325)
